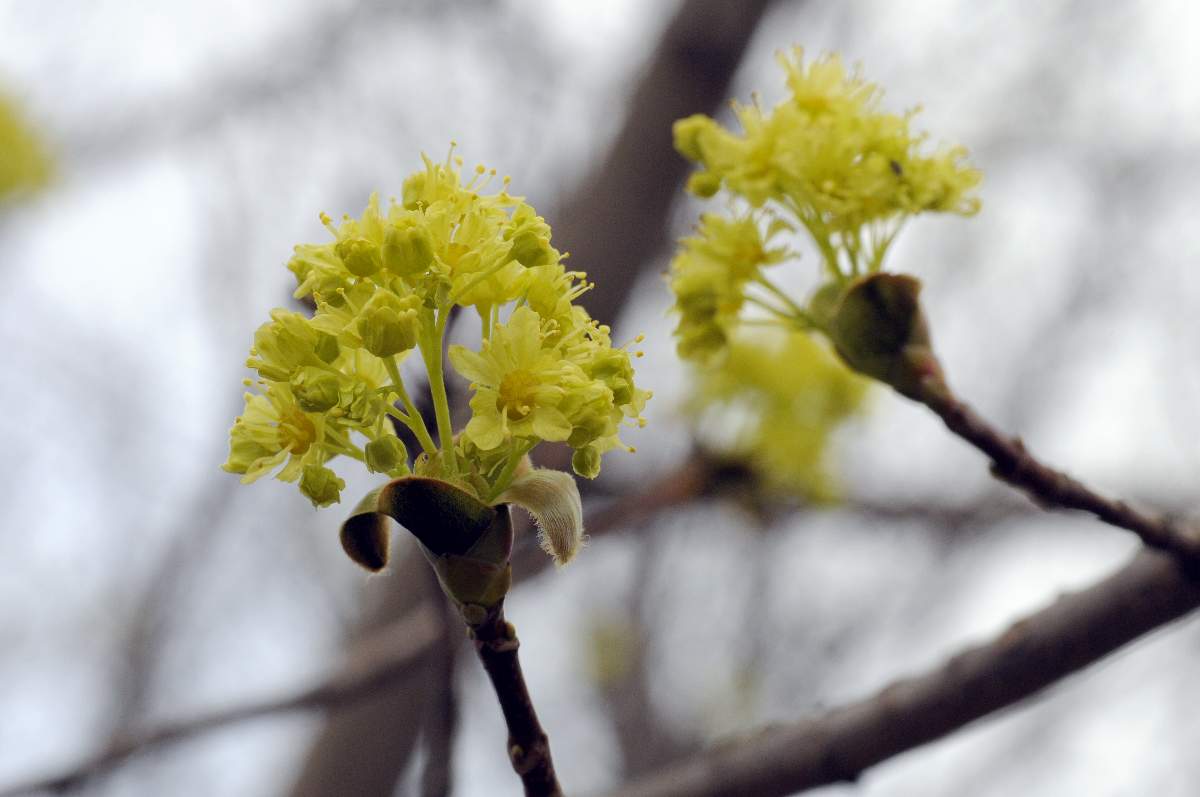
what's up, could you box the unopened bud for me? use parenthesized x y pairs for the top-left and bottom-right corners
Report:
(830, 272), (944, 400)
(335, 236), (382, 277)
(365, 435), (408, 475)
(300, 464), (345, 508)
(382, 223), (435, 276)
(571, 446), (602, 479)
(290, 367), (340, 413)
(356, 292), (421, 358)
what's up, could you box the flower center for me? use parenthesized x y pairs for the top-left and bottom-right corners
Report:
(497, 369), (538, 421)
(278, 405), (318, 455)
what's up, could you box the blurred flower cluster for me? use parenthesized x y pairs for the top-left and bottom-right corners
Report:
(688, 327), (866, 501)
(669, 48), (981, 496)
(225, 148), (650, 508)
(0, 93), (51, 201)
(669, 47), (981, 361)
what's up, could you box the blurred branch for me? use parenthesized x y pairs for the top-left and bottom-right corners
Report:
(607, 548), (1200, 797)
(917, 382), (1200, 565)
(64, 0), (485, 167)
(603, 532), (698, 777)
(552, 0), (775, 327)
(417, 569), (462, 797)
(0, 606), (440, 797)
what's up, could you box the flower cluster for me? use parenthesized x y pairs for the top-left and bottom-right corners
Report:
(0, 94), (51, 201)
(669, 47), (981, 361)
(225, 147), (649, 508)
(688, 327), (866, 501)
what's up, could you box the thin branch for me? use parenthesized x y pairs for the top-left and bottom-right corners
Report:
(467, 600), (562, 797)
(0, 607), (441, 797)
(608, 547), (1200, 797)
(918, 380), (1200, 566)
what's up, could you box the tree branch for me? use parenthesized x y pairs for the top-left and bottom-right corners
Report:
(919, 380), (1200, 566)
(607, 548), (1200, 797)
(0, 607), (441, 797)
(467, 601), (563, 797)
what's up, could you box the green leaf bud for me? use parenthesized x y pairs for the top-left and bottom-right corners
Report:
(300, 464), (345, 508)
(290, 366), (341, 413)
(830, 272), (944, 400)
(335, 236), (383, 277)
(365, 434), (409, 475)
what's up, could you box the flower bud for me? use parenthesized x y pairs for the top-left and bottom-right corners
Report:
(314, 332), (340, 364)
(571, 445), (602, 479)
(686, 171), (722, 198)
(356, 292), (421, 358)
(673, 114), (713, 162)
(508, 229), (555, 268)
(338, 381), (384, 426)
(365, 435), (408, 475)
(300, 464), (345, 508)
(335, 236), (383, 277)
(382, 222), (435, 276)
(290, 366), (341, 413)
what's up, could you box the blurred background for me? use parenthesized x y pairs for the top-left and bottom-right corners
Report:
(2, 1), (1200, 795)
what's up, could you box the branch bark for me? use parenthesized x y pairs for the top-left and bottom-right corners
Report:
(467, 601), (563, 797)
(607, 548), (1200, 797)
(919, 381), (1200, 566)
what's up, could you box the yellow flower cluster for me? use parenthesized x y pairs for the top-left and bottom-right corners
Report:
(689, 328), (866, 501)
(0, 94), (51, 201)
(225, 148), (649, 507)
(669, 48), (981, 361)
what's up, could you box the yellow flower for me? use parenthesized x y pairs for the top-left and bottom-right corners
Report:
(668, 45), (982, 365)
(449, 306), (578, 450)
(223, 384), (329, 484)
(228, 148), (648, 511)
(674, 47), (980, 281)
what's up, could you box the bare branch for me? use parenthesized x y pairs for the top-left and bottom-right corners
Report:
(607, 548), (1200, 797)
(919, 382), (1200, 565)
(467, 601), (563, 797)
(0, 607), (441, 797)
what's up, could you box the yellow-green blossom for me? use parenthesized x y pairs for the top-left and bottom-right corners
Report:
(688, 328), (867, 500)
(0, 93), (52, 202)
(669, 46), (981, 364)
(449, 306), (579, 450)
(226, 147), (649, 513)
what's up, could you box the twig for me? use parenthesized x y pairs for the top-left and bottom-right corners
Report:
(607, 547), (1200, 797)
(466, 600), (562, 797)
(918, 379), (1200, 566)
(0, 607), (440, 797)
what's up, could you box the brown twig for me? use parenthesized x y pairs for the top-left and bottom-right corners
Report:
(466, 600), (563, 797)
(607, 547), (1200, 797)
(918, 379), (1200, 567)
(0, 607), (440, 797)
